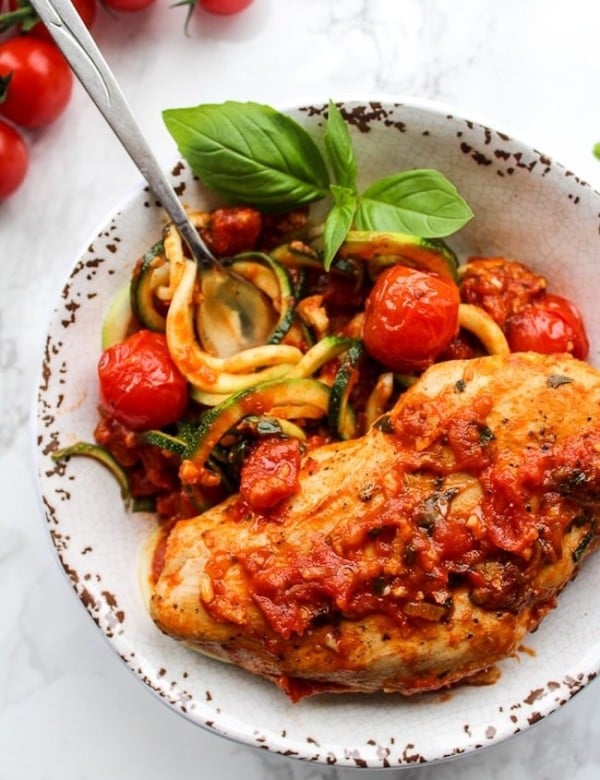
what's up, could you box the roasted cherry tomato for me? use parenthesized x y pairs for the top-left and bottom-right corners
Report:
(0, 118), (28, 198)
(0, 37), (72, 128)
(102, 0), (156, 10)
(362, 264), (460, 373)
(505, 293), (589, 359)
(4, 0), (96, 42)
(199, 0), (254, 14)
(98, 330), (189, 432)
(240, 437), (301, 512)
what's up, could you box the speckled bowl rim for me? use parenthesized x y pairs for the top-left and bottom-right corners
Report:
(34, 96), (600, 769)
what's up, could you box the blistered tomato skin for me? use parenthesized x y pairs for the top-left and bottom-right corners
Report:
(506, 293), (589, 360)
(362, 265), (460, 373)
(98, 330), (189, 432)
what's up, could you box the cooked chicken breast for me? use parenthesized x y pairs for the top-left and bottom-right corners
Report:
(147, 352), (600, 700)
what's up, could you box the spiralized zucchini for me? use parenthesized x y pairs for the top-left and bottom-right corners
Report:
(166, 258), (302, 393)
(458, 303), (510, 356)
(93, 207), (532, 506)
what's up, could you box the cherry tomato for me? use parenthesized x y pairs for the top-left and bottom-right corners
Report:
(102, 0), (156, 11)
(98, 330), (189, 432)
(505, 293), (589, 359)
(240, 437), (301, 512)
(362, 264), (460, 373)
(199, 0), (254, 13)
(4, 0), (96, 42)
(0, 118), (28, 198)
(0, 38), (72, 128)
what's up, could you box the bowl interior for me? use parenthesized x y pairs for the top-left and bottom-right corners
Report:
(36, 99), (600, 768)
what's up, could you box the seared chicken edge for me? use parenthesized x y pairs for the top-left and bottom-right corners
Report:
(144, 353), (600, 700)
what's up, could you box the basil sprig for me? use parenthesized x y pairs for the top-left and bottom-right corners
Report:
(163, 99), (473, 269)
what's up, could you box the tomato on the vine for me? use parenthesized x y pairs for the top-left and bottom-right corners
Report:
(0, 37), (73, 128)
(177, 0), (253, 31)
(0, 118), (28, 199)
(362, 264), (460, 373)
(98, 330), (189, 432)
(3, 0), (96, 42)
(102, 0), (157, 11)
(199, 0), (254, 14)
(505, 293), (589, 359)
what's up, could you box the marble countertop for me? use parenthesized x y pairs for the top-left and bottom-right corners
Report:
(2, 1), (600, 778)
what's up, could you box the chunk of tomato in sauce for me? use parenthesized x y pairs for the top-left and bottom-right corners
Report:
(200, 206), (262, 257)
(459, 257), (547, 327)
(240, 437), (301, 513)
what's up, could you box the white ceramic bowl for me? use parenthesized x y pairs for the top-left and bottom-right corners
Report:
(35, 98), (600, 769)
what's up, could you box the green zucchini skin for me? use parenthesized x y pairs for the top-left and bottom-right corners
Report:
(180, 338), (366, 470)
(101, 282), (133, 349)
(130, 240), (168, 332)
(328, 340), (364, 439)
(287, 334), (355, 378)
(186, 377), (331, 468)
(339, 230), (459, 281)
(270, 240), (359, 277)
(141, 430), (188, 457)
(230, 252), (298, 345)
(51, 442), (130, 500)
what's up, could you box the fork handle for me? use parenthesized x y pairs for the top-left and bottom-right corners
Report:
(29, 0), (212, 266)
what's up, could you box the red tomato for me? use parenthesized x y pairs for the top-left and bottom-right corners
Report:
(201, 206), (262, 257)
(0, 38), (72, 128)
(102, 0), (156, 10)
(199, 0), (254, 14)
(505, 293), (589, 359)
(0, 118), (28, 198)
(362, 264), (460, 373)
(5, 0), (96, 42)
(98, 330), (189, 432)
(240, 437), (301, 512)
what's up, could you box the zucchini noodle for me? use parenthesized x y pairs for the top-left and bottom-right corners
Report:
(166, 258), (302, 393)
(458, 303), (510, 356)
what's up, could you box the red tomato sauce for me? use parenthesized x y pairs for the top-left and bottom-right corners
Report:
(94, 412), (227, 521)
(239, 437), (302, 513)
(202, 386), (593, 638)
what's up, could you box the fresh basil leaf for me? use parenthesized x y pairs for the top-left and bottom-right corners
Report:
(324, 100), (357, 190)
(323, 185), (357, 269)
(162, 101), (330, 211)
(355, 169), (473, 237)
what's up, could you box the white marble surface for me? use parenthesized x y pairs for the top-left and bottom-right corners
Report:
(2, 1), (600, 777)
